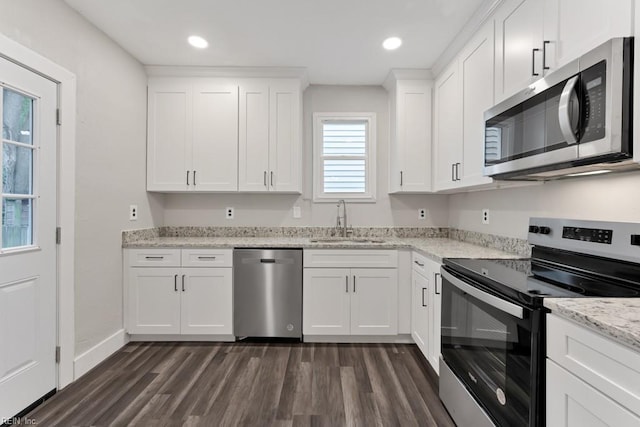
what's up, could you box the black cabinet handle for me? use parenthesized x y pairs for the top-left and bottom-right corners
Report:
(197, 256), (217, 260)
(451, 164), (455, 182)
(422, 288), (427, 307)
(186, 170), (190, 186)
(400, 171), (403, 186)
(532, 48), (540, 76)
(455, 163), (461, 181)
(174, 274), (178, 292)
(353, 275), (356, 293)
(345, 276), (349, 293)
(181, 274), (185, 292)
(270, 171), (274, 187)
(543, 40), (551, 70)
(145, 256), (164, 260)
(414, 260), (425, 267)
(435, 273), (441, 295)
(193, 170), (196, 186)
(263, 171), (267, 186)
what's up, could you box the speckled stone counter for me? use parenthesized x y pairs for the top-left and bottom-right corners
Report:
(123, 234), (525, 263)
(545, 298), (640, 352)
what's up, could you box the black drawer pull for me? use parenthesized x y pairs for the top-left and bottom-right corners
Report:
(145, 256), (164, 260)
(197, 256), (217, 260)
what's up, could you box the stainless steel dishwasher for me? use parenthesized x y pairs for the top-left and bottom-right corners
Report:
(233, 249), (302, 339)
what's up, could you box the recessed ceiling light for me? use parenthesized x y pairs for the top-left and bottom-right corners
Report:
(566, 170), (612, 177)
(188, 35), (208, 49)
(383, 37), (402, 50)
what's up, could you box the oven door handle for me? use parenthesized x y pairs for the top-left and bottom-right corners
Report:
(441, 270), (524, 319)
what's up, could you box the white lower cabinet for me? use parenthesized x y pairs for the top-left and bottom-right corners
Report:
(411, 252), (442, 373)
(546, 314), (640, 426)
(302, 250), (398, 337)
(126, 249), (233, 336)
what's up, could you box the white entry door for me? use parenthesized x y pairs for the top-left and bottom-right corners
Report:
(0, 56), (57, 419)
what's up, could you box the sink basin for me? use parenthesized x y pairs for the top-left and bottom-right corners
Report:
(309, 238), (386, 244)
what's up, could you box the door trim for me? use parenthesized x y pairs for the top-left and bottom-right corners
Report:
(0, 33), (76, 389)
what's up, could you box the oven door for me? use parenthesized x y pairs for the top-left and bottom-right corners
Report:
(440, 268), (543, 427)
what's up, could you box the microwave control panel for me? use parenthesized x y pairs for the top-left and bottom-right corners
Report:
(580, 60), (606, 143)
(562, 226), (612, 244)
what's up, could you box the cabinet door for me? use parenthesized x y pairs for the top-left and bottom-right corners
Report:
(543, 0), (633, 71)
(238, 83), (270, 192)
(460, 22), (495, 188)
(350, 269), (398, 335)
(269, 82), (301, 193)
(411, 270), (430, 359)
(494, 0), (544, 102)
(396, 81), (433, 192)
(433, 61), (463, 191)
(128, 268), (180, 334)
(303, 268), (351, 335)
(192, 84), (239, 191)
(147, 81), (191, 191)
(181, 268), (233, 335)
(547, 360), (640, 427)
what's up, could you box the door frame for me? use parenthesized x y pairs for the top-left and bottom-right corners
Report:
(0, 33), (76, 389)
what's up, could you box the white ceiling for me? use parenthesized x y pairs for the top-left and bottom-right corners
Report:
(63, 0), (487, 85)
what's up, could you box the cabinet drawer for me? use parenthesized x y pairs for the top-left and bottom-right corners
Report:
(128, 249), (181, 267)
(411, 251), (429, 275)
(547, 314), (640, 417)
(181, 249), (233, 267)
(303, 250), (398, 268)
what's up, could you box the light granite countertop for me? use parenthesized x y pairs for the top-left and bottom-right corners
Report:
(545, 298), (640, 352)
(123, 236), (524, 263)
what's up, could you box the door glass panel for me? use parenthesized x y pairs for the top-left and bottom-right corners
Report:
(2, 87), (36, 250)
(2, 198), (33, 248)
(3, 143), (33, 195)
(2, 89), (33, 144)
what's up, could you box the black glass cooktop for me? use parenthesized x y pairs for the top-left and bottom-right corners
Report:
(443, 249), (640, 308)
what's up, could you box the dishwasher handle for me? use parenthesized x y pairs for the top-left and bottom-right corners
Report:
(239, 257), (296, 265)
(260, 259), (276, 263)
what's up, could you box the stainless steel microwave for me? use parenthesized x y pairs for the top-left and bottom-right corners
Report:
(484, 37), (634, 180)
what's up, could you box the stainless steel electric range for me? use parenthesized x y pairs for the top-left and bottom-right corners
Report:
(438, 218), (640, 427)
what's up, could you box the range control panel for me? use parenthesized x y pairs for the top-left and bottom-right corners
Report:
(562, 226), (613, 244)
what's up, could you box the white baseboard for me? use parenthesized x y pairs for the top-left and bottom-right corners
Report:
(73, 329), (128, 380)
(303, 334), (414, 343)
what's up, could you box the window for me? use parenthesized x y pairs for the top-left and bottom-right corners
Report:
(313, 113), (376, 202)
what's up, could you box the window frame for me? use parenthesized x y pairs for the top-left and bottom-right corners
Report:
(312, 112), (376, 203)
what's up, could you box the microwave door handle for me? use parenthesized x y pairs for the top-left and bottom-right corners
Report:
(558, 75), (580, 145)
(441, 270), (524, 319)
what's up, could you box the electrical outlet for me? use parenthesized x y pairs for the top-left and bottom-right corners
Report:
(482, 209), (490, 225)
(418, 209), (426, 220)
(129, 205), (138, 221)
(225, 207), (234, 219)
(293, 206), (301, 219)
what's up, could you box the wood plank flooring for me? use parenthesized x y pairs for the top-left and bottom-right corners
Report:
(24, 342), (455, 427)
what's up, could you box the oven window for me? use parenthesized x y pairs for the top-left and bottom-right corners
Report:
(441, 277), (533, 426)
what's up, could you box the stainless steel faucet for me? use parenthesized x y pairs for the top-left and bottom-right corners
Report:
(336, 199), (353, 237)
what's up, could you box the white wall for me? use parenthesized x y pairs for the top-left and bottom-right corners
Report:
(164, 85), (449, 227)
(449, 172), (640, 239)
(0, 0), (163, 355)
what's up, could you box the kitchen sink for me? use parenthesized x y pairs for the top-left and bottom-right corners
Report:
(309, 238), (386, 243)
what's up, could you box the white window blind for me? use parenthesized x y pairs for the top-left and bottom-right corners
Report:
(313, 113), (376, 201)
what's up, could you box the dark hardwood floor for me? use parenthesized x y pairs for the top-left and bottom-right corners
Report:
(25, 342), (455, 426)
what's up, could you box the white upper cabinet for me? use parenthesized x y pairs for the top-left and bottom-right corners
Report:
(387, 76), (433, 193)
(495, 0), (633, 102)
(543, 0), (633, 71)
(238, 80), (302, 193)
(147, 81), (192, 192)
(460, 22), (495, 187)
(147, 78), (239, 192)
(494, 0), (544, 102)
(433, 61), (463, 192)
(148, 76), (302, 193)
(192, 83), (239, 191)
(269, 82), (301, 192)
(433, 22), (495, 192)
